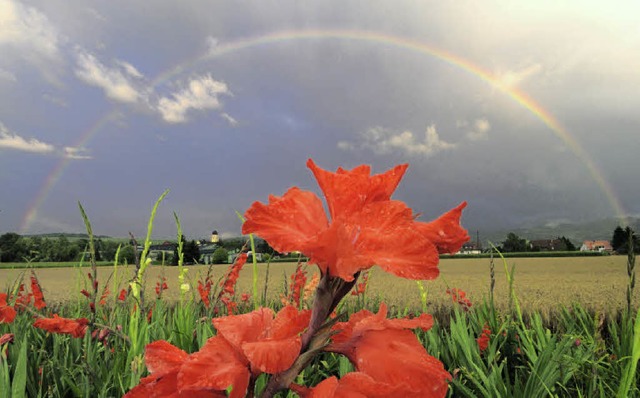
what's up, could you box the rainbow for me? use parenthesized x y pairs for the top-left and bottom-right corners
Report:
(19, 29), (627, 233)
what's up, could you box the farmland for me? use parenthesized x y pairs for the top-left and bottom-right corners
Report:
(0, 255), (629, 314)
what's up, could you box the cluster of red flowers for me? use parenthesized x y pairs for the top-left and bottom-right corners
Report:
(118, 288), (128, 302)
(155, 277), (168, 299)
(350, 271), (369, 296)
(218, 253), (248, 314)
(446, 288), (472, 311)
(126, 159), (469, 397)
(124, 305), (311, 397)
(281, 262), (308, 307)
(33, 314), (89, 338)
(30, 274), (47, 310)
(476, 324), (491, 352)
(0, 293), (17, 324)
(197, 279), (212, 308)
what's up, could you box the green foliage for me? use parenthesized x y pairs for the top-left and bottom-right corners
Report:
(612, 226), (640, 254)
(501, 232), (529, 253)
(211, 247), (229, 264)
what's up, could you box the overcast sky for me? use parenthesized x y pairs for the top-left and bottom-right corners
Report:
(1, 0), (639, 239)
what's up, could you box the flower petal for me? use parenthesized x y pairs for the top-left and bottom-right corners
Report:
(341, 329), (450, 397)
(242, 187), (328, 254)
(415, 201), (469, 254)
(178, 336), (249, 395)
(306, 159), (408, 220)
(269, 305), (312, 340)
(242, 335), (302, 373)
(212, 307), (274, 349)
(144, 340), (189, 376)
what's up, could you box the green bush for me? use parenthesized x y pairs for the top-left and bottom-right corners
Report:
(211, 247), (228, 264)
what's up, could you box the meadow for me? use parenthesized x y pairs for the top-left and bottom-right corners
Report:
(0, 255), (630, 315)
(1, 187), (639, 397)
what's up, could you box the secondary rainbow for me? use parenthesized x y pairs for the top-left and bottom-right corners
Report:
(19, 29), (627, 233)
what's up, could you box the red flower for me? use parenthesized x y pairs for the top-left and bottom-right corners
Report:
(326, 303), (451, 397)
(350, 272), (369, 296)
(197, 280), (212, 308)
(292, 372), (404, 397)
(0, 333), (14, 345)
(118, 289), (127, 302)
(243, 159), (468, 282)
(155, 277), (168, 298)
(31, 274), (46, 309)
(126, 306), (311, 397)
(446, 288), (472, 311)
(221, 253), (247, 296)
(33, 314), (89, 338)
(477, 324), (491, 352)
(178, 305), (311, 395)
(14, 284), (31, 308)
(124, 340), (225, 398)
(241, 293), (250, 303)
(0, 293), (16, 324)
(81, 289), (91, 298)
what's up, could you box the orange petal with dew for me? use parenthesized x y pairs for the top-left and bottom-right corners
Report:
(144, 340), (189, 376)
(242, 187), (328, 254)
(415, 201), (469, 254)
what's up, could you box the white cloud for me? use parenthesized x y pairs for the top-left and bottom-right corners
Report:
(338, 124), (457, 157)
(116, 60), (143, 79)
(63, 146), (92, 160)
(221, 112), (238, 127)
(0, 122), (55, 153)
(74, 49), (145, 103)
(0, 68), (17, 82)
(466, 118), (491, 141)
(0, 0), (63, 82)
(157, 74), (230, 123)
(496, 63), (543, 89)
(205, 36), (219, 55)
(42, 93), (68, 107)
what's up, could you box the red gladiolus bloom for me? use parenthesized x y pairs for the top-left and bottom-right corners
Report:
(178, 305), (311, 396)
(243, 159), (468, 282)
(351, 272), (369, 296)
(198, 280), (212, 308)
(124, 340), (226, 397)
(327, 303), (451, 397)
(477, 324), (491, 352)
(118, 289), (127, 302)
(14, 284), (32, 309)
(241, 293), (250, 303)
(221, 253), (247, 296)
(31, 275), (46, 309)
(0, 293), (17, 324)
(81, 289), (91, 298)
(0, 333), (14, 345)
(292, 372), (404, 398)
(446, 288), (472, 311)
(33, 314), (89, 338)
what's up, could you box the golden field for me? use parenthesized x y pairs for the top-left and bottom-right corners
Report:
(0, 255), (631, 314)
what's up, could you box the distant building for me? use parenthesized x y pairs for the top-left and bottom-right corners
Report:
(580, 240), (613, 253)
(148, 241), (177, 261)
(211, 230), (219, 243)
(458, 241), (482, 255)
(530, 238), (564, 251)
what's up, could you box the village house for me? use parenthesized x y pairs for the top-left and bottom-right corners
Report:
(579, 240), (613, 253)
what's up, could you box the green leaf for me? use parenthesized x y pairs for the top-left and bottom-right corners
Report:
(11, 337), (28, 398)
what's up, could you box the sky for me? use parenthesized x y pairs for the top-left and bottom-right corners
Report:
(1, 0), (639, 240)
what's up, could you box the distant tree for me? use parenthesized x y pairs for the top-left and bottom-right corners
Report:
(612, 226), (627, 253)
(212, 247), (229, 264)
(558, 236), (576, 251)
(501, 232), (529, 253)
(0, 233), (27, 262)
(184, 239), (200, 264)
(118, 245), (137, 264)
(611, 226), (639, 254)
